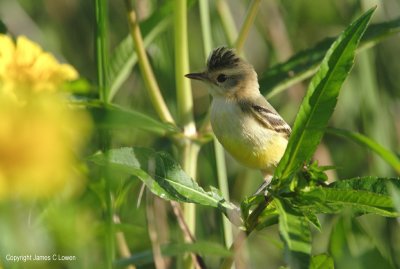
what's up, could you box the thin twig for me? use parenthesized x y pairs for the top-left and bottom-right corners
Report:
(170, 201), (207, 269)
(146, 191), (167, 269)
(114, 215), (136, 269)
(235, 0), (261, 55)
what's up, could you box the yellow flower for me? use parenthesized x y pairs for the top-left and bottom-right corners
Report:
(0, 93), (92, 200)
(0, 34), (92, 200)
(0, 34), (78, 99)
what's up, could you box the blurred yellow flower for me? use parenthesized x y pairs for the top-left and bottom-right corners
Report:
(0, 35), (92, 200)
(0, 34), (78, 99)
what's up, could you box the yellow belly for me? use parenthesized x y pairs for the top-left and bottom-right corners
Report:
(211, 98), (288, 171)
(218, 134), (287, 170)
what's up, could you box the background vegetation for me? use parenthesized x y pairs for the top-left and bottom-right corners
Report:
(0, 0), (399, 269)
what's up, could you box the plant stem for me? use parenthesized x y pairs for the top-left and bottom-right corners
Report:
(174, 0), (196, 135)
(219, 199), (269, 269)
(216, 0), (237, 46)
(235, 0), (261, 55)
(214, 141), (234, 247)
(181, 143), (200, 235)
(199, 0), (234, 250)
(95, 0), (109, 103)
(95, 1), (114, 268)
(174, 3), (198, 269)
(199, 0), (212, 54)
(124, 0), (175, 124)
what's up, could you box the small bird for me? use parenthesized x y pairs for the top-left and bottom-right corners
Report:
(185, 47), (291, 186)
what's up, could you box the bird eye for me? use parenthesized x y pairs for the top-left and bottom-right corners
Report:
(217, 74), (227, 83)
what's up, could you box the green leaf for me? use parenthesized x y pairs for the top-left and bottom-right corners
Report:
(297, 177), (400, 217)
(86, 101), (178, 135)
(327, 128), (400, 174)
(260, 16), (400, 98)
(275, 198), (312, 269)
(309, 254), (334, 269)
(274, 8), (375, 185)
(388, 182), (400, 214)
(114, 241), (231, 268)
(303, 211), (321, 231)
(88, 147), (236, 212)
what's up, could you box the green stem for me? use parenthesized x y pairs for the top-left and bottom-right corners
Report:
(214, 140), (233, 247)
(199, 0), (233, 249)
(95, 0), (109, 102)
(199, 0), (212, 54)
(216, 0), (237, 46)
(124, 0), (175, 124)
(95, 0), (114, 268)
(235, 0), (261, 54)
(175, 0), (196, 134)
(174, 2), (198, 268)
(182, 143), (201, 234)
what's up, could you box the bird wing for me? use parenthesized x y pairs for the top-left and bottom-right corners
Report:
(239, 96), (291, 138)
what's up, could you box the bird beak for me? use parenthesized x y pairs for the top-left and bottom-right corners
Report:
(185, 72), (208, 81)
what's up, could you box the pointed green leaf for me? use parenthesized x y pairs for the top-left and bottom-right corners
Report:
(303, 211), (321, 231)
(88, 147), (236, 212)
(275, 198), (312, 269)
(327, 128), (400, 174)
(260, 16), (400, 98)
(274, 8), (375, 185)
(297, 177), (400, 217)
(310, 254), (334, 269)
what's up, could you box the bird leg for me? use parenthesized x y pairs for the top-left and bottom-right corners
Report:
(253, 171), (273, 196)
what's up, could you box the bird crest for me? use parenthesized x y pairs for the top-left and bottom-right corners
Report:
(207, 47), (240, 71)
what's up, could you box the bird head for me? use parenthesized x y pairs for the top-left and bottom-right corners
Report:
(185, 47), (259, 100)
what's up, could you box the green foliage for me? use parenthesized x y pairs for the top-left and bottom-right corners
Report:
(107, 1), (173, 100)
(2, 2), (400, 269)
(89, 147), (237, 213)
(309, 254), (334, 269)
(87, 102), (178, 135)
(327, 128), (400, 174)
(115, 242), (232, 268)
(297, 177), (400, 217)
(275, 198), (312, 269)
(260, 16), (400, 98)
(86, 6), (400, 269)
(274, 7), (375, 187)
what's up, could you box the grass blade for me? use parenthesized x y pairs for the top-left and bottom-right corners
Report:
(327, 128), (400, 174)
(261, 17), (400, 99)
